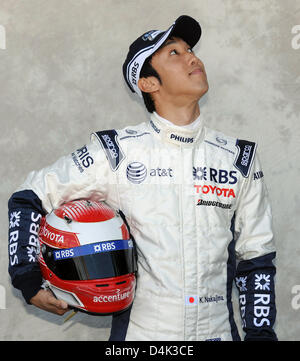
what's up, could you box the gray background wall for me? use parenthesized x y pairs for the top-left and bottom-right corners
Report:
(0, 0), (299, 341)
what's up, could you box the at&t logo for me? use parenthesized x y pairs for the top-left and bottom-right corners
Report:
(126, 162), (173, 183)
(127, 162), (147, 184)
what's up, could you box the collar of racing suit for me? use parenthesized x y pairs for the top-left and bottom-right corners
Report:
(149, 111), (205, 146)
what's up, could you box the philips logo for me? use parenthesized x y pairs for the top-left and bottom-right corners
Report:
(170, 134), (194, 143)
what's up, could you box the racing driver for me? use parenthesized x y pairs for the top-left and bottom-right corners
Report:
(8, 15), (277, 341)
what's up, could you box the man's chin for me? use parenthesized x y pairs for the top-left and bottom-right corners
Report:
(195, 82), (209, 100)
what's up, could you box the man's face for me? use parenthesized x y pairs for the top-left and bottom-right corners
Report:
(149, 37), (208, 101)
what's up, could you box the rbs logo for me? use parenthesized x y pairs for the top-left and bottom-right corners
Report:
(193, 166), (238, 184)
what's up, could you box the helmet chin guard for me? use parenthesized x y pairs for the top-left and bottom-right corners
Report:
(38, 200), (137, 315)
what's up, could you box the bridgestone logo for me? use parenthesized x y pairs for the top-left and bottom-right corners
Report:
(197, 199), (232, 209)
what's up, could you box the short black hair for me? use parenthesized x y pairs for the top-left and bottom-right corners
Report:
(139, 55), (162, 113)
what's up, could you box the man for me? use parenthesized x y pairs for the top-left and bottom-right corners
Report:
(8, 15), (277, 341)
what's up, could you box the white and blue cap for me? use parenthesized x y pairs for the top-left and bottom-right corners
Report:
(123, 15), (202, 98)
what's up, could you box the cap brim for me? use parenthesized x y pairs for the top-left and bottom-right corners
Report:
(168, 15), (202, 49)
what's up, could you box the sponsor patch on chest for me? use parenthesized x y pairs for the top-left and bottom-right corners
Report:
(234, 139), (257, 177)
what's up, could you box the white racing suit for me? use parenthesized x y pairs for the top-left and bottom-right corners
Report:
(8, 112), (277, 341)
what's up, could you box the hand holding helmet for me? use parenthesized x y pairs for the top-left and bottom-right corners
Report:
(30, 288), (69, 315)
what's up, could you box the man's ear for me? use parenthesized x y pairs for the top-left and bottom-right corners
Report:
(138, 76), (160, 94)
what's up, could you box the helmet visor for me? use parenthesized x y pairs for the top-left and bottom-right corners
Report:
(41, 239), (137, 281)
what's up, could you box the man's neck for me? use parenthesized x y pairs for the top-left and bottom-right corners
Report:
(155, 101), (200, 127)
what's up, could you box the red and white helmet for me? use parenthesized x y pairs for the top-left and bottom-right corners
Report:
(38, 200), (137, 315)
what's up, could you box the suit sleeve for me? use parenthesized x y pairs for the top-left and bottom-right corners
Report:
(233, 148), (277, 341)
(8, 137), (110, 303)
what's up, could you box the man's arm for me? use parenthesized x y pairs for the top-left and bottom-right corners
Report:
(8, 189), (70, 314)
(8, 138), (109, 313)
(8, 189), (46, 304)
(233, 146), (277, 341)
